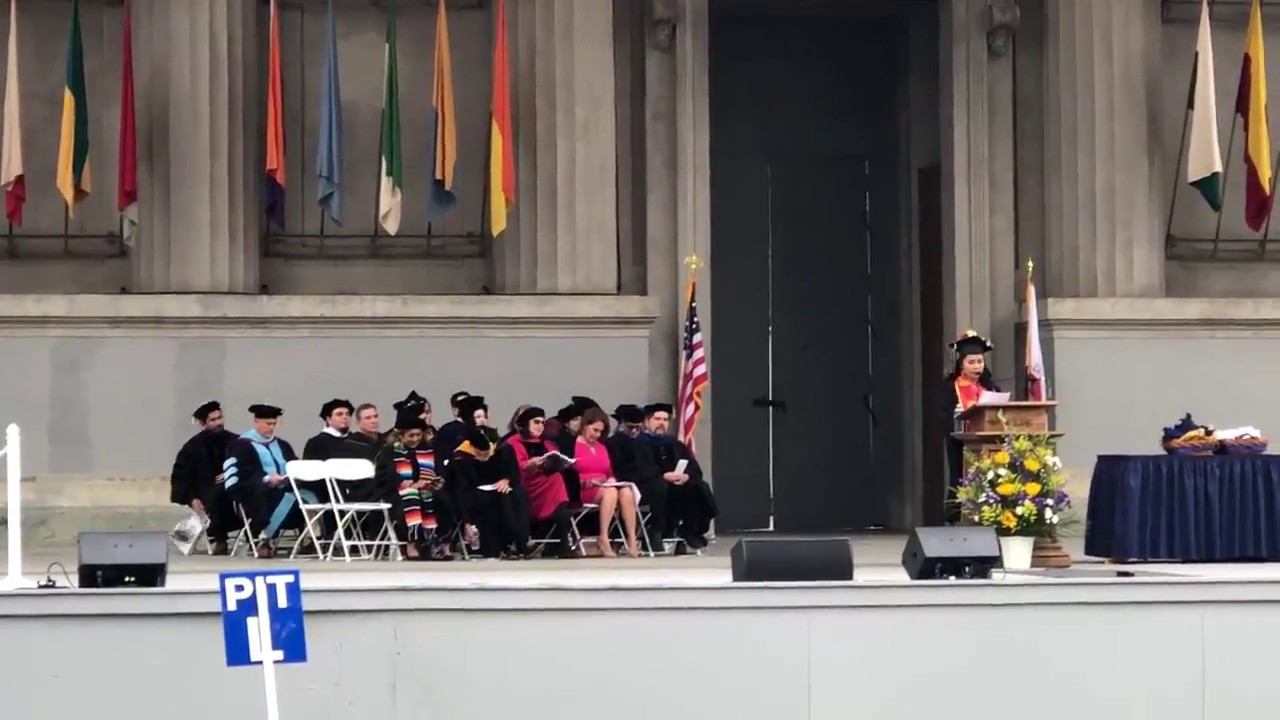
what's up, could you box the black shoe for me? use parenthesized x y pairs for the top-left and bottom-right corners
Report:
(211, 541), (229, 556)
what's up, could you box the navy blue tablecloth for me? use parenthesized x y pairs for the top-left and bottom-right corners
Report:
(1085, 454), (1280, 561)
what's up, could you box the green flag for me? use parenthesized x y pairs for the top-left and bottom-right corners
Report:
(377, 3), (402, 235)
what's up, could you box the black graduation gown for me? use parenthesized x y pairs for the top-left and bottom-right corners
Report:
(942, 376), (1001, 522)
(642, 433), (718, 544)
(433, 420), (466, 466)
(447, 447), (530, 557)
(224, 435), (302, 538)
(605, 432), (667, 547)
(170, 428), (237, 537)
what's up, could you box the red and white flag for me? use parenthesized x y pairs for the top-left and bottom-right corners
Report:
(1025, 264), (1046, 401)
(677, 274), (709, 453)
(1, 0), (24, 227)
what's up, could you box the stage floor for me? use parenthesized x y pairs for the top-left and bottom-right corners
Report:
(11, 533), (1280, 591)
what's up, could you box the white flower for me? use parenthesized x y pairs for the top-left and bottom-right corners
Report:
(1015, 506), (1024, 515)
(1051, 515), (1060, 524)
(1047, 456), (1062, 470)
(986, 470), (995, 480)
(1045, 508), (1054, 520)
(1046, 499), (1055, 507)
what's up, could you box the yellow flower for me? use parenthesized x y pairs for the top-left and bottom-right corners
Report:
(1024, 457), (1042, 473)
(993, 451), (1011, 465)
(1000, 510), (1018, 530)
(995, 482), (1018, 497)
(1024, 482), (1043, 496)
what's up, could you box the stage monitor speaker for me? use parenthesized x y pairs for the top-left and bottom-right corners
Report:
(901, 526), (1001, 580)
(730, 537), (854, 582)
(77, 531), (170, 589)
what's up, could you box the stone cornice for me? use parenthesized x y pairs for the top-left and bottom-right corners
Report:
(1022, 298), (1280, 338)
(0, 294), (660, 338)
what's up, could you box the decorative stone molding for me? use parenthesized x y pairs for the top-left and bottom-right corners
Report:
(1030, 297), (1280, 337)
(0, 294), (659, 338)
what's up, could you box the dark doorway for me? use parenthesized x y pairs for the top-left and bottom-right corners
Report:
(709, 2), (904, 532)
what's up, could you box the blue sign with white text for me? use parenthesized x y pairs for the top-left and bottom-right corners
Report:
(218, 569), (308, 668)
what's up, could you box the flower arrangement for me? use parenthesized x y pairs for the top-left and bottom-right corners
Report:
(954, 433), (1071, 537)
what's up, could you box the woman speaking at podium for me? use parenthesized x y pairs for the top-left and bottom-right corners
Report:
(942, 330), (1000, 522)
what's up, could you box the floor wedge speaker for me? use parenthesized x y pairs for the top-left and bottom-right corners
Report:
(77, 531), (170, 589)
(730, 537), (854, 582)
(901, 526), (1001, 580)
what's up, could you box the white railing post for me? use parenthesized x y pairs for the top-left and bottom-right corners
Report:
(0, 423), (33, 590)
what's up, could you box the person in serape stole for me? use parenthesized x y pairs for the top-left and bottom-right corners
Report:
(169, 400), (238, 555)
(943, 330), (1001, 523)
(641, 402), (718, 552)
(504, 406), (577, 559)
(223, 404), (316, 559)
(374, 410), (446, 560)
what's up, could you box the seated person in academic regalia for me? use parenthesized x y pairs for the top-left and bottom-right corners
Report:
(223, 404), (313, 559)
(169, 400), (238, 554)
(432, 390), (472, 466)
(373, 411), (458, 561)
(447, 399), (532, 559)
(606, 404), (667, 553)
(303, 399), (355, 460)
(504, 406), (576, 559)
(641, 403), (718, 551)
(943, 330), (1001, 523)
(349, 403), (384, 446)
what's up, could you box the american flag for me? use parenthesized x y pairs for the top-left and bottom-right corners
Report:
(677, 276), (709, 453)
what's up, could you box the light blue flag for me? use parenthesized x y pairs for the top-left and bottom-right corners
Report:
(316, 0), (343, 224)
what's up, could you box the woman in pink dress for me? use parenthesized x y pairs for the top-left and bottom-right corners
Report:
(504, 406), (576, 559)
(574, 407), (640, 557)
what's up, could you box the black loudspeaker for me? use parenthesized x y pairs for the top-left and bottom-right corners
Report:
(730, 537), (854, 582)
(77, 532), (170, 589)
(901, 526), (1001, 580)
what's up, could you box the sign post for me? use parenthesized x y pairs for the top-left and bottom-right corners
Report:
(219, 569), (308, 719)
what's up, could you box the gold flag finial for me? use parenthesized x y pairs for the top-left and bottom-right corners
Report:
(1027, 257), (1035, 278)
(683, 253), (703, 270)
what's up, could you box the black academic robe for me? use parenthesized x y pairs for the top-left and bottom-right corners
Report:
(641, 433), (718, 543)
(942, 375), (1001, 522)
(169, 428), (237, 537)
(433, 420), (466, 467)
(447, 448), (530, 557)
(224, 434), (302, 538)
(605, 432), (667, 547)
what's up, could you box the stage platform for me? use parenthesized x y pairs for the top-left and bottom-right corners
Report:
(11, 532), (1280, 594)
(4, 532), (1280, 719)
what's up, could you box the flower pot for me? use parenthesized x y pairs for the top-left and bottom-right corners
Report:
(998, 535), (1036, 570)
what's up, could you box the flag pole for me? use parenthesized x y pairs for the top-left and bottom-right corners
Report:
(1166, 58), (1195, 252)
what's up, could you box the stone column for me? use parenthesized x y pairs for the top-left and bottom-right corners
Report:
(494, 0), (619, 294)
(1042, 0), (1163, 297)
(132, 0), (259, 293)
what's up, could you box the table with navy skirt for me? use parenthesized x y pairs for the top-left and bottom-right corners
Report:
(1085, 454), (1280, 562)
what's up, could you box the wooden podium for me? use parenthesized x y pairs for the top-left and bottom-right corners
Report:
(952, 401), (1070, 568)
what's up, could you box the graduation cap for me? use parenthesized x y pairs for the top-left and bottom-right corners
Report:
(248, 404), (284, 420)
(516, 406), (546, 426)
(392, 390), (427, 412)
(449, 390), (472, 408)
(644, 403), (674, 417)
(571, 395), (600, 411)
(949, 329), (994, 357)
(394, 408), (428, 432)
(192, 400), (221, 423)
(612, 404), (645, 424)
(319, 398), (354, 419)
(555, 404), (582, 423)
(457, 395), (489, 424)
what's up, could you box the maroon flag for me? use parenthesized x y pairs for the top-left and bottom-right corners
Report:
(118, 0), (137, 245)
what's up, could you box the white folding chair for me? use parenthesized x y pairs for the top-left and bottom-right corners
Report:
(285, 459), (333, 560)
(323, 458), (400, 562)
(229, 502), (255, 557)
